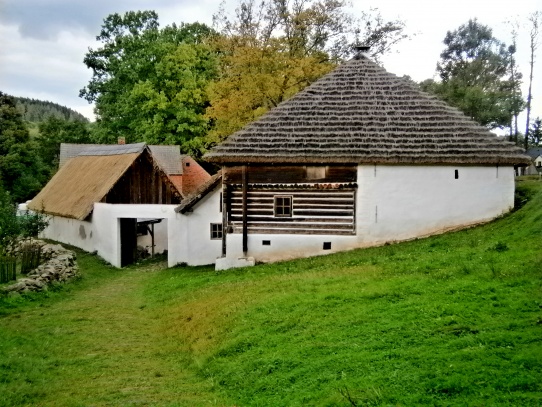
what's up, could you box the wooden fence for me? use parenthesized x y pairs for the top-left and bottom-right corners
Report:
(0, 257), (17, 284)
(21, 243), (41, 275)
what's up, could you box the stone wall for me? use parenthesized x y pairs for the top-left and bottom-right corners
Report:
(1, 240), (79, 294)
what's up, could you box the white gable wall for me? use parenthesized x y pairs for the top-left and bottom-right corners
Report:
(174, 187), (223, 266)
(221, 165), (515, 265)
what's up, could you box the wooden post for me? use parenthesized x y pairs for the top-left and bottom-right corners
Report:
(242, 164), (248, 255)
(151, 223), (155, 258)
(221, 175), (228, 257)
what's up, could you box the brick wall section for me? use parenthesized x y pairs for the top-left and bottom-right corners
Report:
(180, 156), (212, 197)
(169, 175), (184, 196)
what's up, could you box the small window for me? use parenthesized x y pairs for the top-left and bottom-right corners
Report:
(185, 162), (190, 167)
(454, 169), (459, 179)
(323, 242), (331, 250)
(262, 240), (271, 246)
(219, 192), (223, 212)
(210, 223), (223, 240)
(306, 166), (326, 180)
(274, 195), (292, 217)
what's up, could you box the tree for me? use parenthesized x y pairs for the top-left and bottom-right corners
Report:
(524, 11), (541, 151)
(420, 19), (523, 130)
(80, 11), (217, 147)
(37, 117), (93, 175)
(0, 92), (46, 202)
(206, 0), (408, 142)
(529, 117), (542, 147)
(122, 42), (217, 146)
(504, 20), (524, 143)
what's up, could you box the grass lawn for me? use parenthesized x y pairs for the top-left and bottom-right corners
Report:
(1, 177), (541, 406)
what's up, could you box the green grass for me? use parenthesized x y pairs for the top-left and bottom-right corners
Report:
(1, 178), (541, 406)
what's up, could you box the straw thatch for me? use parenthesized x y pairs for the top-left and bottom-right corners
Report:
(29, 153), (140, 220)
(205, 55), (531, 166)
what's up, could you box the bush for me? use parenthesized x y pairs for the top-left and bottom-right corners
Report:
(0, 187), (48, 255)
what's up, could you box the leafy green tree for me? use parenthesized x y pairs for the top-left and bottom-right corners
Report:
(80, 11), (217, 147)
(206, 0), (408, 142)
(122, 42), (217, 146)
(0, 92), (46, 202)
(420, 19), (523, 130)
(0, 185), (21, 253)
(37, 117), (93, 175)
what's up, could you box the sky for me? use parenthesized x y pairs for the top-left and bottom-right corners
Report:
(0, 0), (540, 130)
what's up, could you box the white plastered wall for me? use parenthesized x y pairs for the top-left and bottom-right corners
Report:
(174, 187), (224, 266)
(92, 203), (180, 268)
(41, 189), (224, 268)
(40, 215), (96, 253)
(223, 165), (515, 265)
(356, 165), (514, 245)
(137, 221), (168, 254)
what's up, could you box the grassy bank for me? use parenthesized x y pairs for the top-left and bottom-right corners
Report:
(1, 178), (541, 406)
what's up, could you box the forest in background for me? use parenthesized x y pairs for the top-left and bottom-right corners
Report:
(13, 96), (88, 123)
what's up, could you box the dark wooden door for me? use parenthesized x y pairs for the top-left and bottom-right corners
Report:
(120, 218), (137, 267)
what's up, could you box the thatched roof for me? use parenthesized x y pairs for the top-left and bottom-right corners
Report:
(175, 171), (222, 214)
(29, 153), (140, 220)
(205, 55), (531, 166)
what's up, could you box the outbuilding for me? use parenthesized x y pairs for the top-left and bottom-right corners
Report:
(29, 143), (223, 267)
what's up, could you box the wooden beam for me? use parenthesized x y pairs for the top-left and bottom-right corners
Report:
(221, 176), (227, 257)
(242, 165), (248, 255)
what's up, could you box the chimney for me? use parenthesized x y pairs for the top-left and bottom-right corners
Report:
(118, 137), (126, 145)
(354, 45), (370, 59)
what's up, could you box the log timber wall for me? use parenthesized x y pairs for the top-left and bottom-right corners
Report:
(224, 165), (357, 236)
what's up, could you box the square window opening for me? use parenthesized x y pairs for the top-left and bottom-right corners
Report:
(210, 223), (223, 240)
(274, 195), (292, 217)
(323, 242), (331, 250)
(262, 240), (271, 246)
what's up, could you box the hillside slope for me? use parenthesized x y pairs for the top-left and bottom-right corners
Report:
(12, 95), (88, 123)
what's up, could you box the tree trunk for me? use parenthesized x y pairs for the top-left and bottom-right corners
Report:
(525, 12), (541, 150)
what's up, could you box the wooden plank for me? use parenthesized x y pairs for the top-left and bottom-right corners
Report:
(222, 180), (227, 257)
(231, 190), (355, 197)
(232, 227), (355, 236)
(293, 210), (354, 216)
(229, 216), (354, 223)
(233, 222), (354, 230)
(242, 165), (248, 254)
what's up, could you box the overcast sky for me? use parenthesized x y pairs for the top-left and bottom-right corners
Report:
(0, 0), (540, 129)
